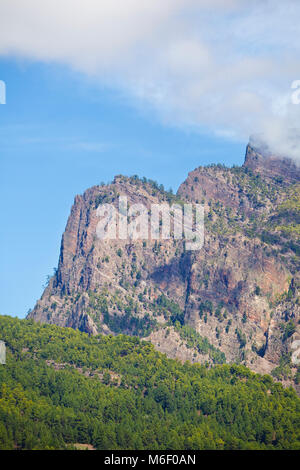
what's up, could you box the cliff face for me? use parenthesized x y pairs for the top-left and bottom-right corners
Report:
(28, 142), (300, 389)
(30, 177), (189, 336)
(243, 140), (300, 185)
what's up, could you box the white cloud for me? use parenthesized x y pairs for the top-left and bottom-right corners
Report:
(0, 0), (300, 160)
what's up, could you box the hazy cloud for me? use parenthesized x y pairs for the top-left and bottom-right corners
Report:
(0, 0), (300, 160)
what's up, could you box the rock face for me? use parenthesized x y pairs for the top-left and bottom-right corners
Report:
(244, 137), (300, 185)
(28, 141), (300, 389)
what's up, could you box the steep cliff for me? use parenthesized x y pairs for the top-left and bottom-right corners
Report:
(28, 141), (300, 389)
(244, 136), (300, 185)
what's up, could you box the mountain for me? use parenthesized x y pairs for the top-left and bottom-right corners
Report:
(28, 140), (300, 391)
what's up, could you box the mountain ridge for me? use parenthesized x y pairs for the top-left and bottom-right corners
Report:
(28, 141), (300, 391)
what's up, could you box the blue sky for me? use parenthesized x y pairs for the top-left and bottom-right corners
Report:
(0, 58), (245, 319)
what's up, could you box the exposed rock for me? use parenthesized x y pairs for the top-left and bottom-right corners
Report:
(243, 137), (300, 185)
(28, 142), (300, 389)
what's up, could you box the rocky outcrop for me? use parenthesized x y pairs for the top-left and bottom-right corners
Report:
(28, 141), (300, 388)
(243, 137), (300, 185)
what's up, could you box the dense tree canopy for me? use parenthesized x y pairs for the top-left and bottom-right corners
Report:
(0, 315), (299, 450)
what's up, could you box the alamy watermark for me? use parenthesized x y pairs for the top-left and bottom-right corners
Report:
(95, 196), (204, 251)
(0, 341), (6, 365)
(291, 339), (300, 365)
(291, 80), (300, 105)
(0, 80), (6, 104)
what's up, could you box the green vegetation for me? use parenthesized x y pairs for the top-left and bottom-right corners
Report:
(149, 295), (226, 364)
(235, 328), (247, 349)
(112, 174), (184, 206)
(173, 323), (226, 364)
(275, 184), (300, 237)
(103, 310), (156, 337)
(0, 315), (300, 450)
(94, 192), (115, 209)
(194, 167), (299, 268)
(154, 294), (185, 325)
(272, 354), (293, 381)
(116, 248), (123, 257)
(281, 321), (296, 342)
(257, 184), (300, 263)
(87, 290), (157, 337)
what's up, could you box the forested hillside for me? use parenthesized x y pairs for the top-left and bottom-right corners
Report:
(0, 315), (300, 450)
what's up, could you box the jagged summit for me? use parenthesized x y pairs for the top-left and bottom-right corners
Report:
(244, 135), (300, 184)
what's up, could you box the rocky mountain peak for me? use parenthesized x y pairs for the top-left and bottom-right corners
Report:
(243, 135), (300, 185)
(28, 143), (300, 391)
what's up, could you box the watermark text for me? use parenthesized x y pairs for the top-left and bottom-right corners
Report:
(0, 80), (6, 104)
(291, 80), (300, 105)
(96, 196), (204, 251)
